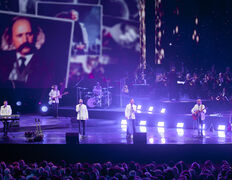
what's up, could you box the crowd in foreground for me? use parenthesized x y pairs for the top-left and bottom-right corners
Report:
(0, 160), (232, 180)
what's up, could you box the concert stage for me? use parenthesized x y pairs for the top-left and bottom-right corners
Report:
(0, 101), (232, 144)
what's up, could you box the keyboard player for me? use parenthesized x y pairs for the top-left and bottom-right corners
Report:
(0, 101), (13, 136)
(0, 101), (12, 116)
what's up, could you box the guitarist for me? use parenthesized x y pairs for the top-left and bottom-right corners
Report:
(191, 99), (206, 136)
(49, 85), (61, 118)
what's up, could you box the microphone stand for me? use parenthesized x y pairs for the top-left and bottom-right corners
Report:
(75, 78), (83, 104)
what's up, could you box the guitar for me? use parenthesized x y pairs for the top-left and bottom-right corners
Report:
(192, 107), (207, 120)
(48, 92), (69, 105)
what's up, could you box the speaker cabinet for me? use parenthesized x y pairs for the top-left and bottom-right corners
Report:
(133, 132), (147, 144)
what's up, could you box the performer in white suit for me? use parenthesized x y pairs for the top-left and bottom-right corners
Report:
(49, 85), (61, 118)
(0, 101), (12, 116)
(191, 99), (206, 136)
(76, 99), (88, 136)
(125, 98), (137, 139)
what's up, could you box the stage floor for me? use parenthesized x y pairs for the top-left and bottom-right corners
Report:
(0, 115), (232, 144)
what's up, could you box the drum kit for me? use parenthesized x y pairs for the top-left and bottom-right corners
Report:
(82, 86), (113, 108)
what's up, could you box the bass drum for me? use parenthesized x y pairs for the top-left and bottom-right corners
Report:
(87, 97), (96, 108)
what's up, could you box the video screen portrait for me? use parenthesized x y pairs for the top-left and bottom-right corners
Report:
(37, 2), (101, 56)
(0, 11), (73, 88)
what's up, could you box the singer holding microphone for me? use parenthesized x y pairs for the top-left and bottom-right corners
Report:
(125, 98), (137, 139)
(76, 99), (89, 137)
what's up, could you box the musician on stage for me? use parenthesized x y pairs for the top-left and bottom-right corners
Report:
(93, 82), (102, 97)
(0, 101), (12, 116)
(125, 98), (137, 139)
(49, 85), (61, 118)
(76, 99), (89, 137)
(191, 99), (206, 136)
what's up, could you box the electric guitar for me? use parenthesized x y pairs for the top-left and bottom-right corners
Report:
(192, 107), (207, 120)
(48, 92), (69, 105)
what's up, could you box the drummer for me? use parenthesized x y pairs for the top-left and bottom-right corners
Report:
(93, 82), (103, 97)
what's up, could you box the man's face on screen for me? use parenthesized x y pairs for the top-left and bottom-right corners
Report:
(12, 19), (34, 56)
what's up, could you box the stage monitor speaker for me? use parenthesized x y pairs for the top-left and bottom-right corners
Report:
(133, 132), (147, 144)
(66, 132), (79, 144)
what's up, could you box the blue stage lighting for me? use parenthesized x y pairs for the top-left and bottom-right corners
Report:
(16, 101), (22, 106)
(41, 105), (48, 113)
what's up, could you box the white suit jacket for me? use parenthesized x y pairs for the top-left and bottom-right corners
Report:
(76, 104), (88, 120)
(125, 104), (137, 119)
(191, 104), (206, 120)
(49, 89), (60, 104)
(0, 105), (12, 116)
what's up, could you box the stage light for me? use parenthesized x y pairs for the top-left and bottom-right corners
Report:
(137, 110), (142, 113)
(161, 137), (166, 144)
(177, 129), (184, 136)
(160, 108), (166, 114)
(139, 120), (147, 126)
(199, 124), (206, 130)
(157, 127), (165, 133)
(41, 105), (48, 113)
(16, 101), (22, 106)
(218, 125), (225, 131)
(177, 123), (184, 128)
(121, 125), (127, 132)
(139, 126), (147, 133)
(148, 106), (154, 112)
(137, 105), (142, 110)
(218, 131), (225, 138)
(157, 122), (164, 127)
(121, 119), (127, 125)
(149, 137), (154, 144)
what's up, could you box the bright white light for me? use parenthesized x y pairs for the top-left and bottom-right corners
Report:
(148, 106), (154, 111)
(218, 125), (225, 131)
(121, 119), (127, 125)
(121, 125), (127, 132)
(41, 106), (48, 113)
(177, 81), (185, 84)
(149, 137), (154, 144)
(161, 137), (166, 144)
(139, 126), (147, 133)
(137, 105), (142, 110)
(218, 131), (225, 138)
(177, 123), (184, 128)
(157, 127), (165, 135)
(157, 122), (164, 127)
(177, 129), (184, 136)
(137, 110), (142, 113)
(139, 120), (147, 126)
(160, 108), (166, 114)
(199, 124), (206, 130)
(16, 101), (22, 106)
